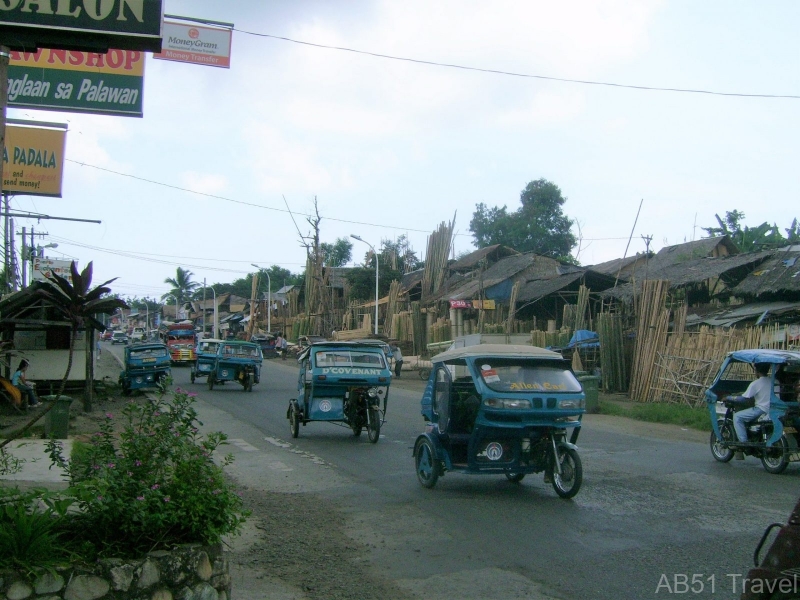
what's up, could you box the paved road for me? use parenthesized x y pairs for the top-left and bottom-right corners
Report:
(117, 346), (800, 599)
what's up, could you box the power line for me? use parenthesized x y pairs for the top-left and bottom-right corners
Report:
(236, 28), (800, 100)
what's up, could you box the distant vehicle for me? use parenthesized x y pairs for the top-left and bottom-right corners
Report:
(158, 321), (197, 364)
(111, 331), (129, 345)
(131, 327), (145, 342)
(100, 330), (113, 341)
(119, 342), (171, 396)
(207, 341), (263, 392)
(250, 333), (277, 357)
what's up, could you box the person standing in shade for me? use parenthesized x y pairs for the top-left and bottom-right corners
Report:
(280, 334), (288, 360)
(393, 345), (403, 377)
(12, 359), (39, 408)
(274, 334), (284, 359)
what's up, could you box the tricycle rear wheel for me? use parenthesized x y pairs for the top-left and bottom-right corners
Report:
(761, 435), (789, 474)
(710, 419), (735, 462)
(244, 373), (253, 392)
(505, 472), (525, 483)
(551, 447), (582, 499)
(208, 372), (215, 391)
(190, 370), (196, 384)
(415, 438), (439, 489)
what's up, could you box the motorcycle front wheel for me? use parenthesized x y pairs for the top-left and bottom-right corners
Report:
(367, 406), (381, 443)
(551, 447), (583, 499)
(761, 435), (790, 474)
(710, 419), (735, 462)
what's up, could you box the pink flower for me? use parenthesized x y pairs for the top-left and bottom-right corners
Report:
(188, 392), (197, 398)
(136, 496), (145, 501)
(154, 411), (161, 417)
(134, 460), (142, 466)
(151, 484), (159, 490)
(107, 462), (115, 469)
(163, 496), (171, 503)
(97, 495), (103, 501)
(92, 464), (101, 470)
(105, 412), (113, 419)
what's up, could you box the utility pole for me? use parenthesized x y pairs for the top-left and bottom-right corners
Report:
(20, 226), (25, 288)
(0, 44), (8, 295)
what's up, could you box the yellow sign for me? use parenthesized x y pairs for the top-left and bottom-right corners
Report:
(472, 299), (496, 310)
(2, 125), (67, 197)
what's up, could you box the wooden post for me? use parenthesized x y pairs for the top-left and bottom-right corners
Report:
(84, 326), (94, 412)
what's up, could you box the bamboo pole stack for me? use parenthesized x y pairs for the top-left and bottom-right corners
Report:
(597, 312), (628, 393)
(421, 218), (455, 301)
(506, 280), (521, 334)
(383, 280), (401, 337)
(575, 285), (589, 331)
(629, 279), (670, 402)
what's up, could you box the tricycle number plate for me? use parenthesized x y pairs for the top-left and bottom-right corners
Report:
(142, 358), (156, 363)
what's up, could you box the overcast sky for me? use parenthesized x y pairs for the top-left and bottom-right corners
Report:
(8, 0), (800, 300)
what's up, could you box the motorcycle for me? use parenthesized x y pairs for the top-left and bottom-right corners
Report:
(706, 349), (800, 474)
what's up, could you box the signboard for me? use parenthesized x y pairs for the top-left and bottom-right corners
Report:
(153, 21), (232, 68)
(2, 124), (66, 196)
(472, 299), (496, 310)
(449, 300), (471, 309)
(9, 48), (145, 116)
(0, 0), (163, 53)
(32, 258), (73, 284)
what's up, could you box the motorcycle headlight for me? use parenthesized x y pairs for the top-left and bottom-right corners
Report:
(484, 398), (532, 409)
(135, 377), (143, 383)
(367, 387), (379, 398)
(558, 398), (585, 410)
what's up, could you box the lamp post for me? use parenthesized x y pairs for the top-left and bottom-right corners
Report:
(251, 264), (271, 334)
(350, 234), (379, 335)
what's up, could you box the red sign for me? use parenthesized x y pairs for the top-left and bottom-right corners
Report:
(449, 300), (471, 309)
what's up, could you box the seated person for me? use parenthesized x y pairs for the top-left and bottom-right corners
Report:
(731, 363), (772, 455)
(12, 359), (39, 408)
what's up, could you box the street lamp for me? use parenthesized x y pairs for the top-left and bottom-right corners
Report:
(350, 234), (379, 335)
(251, 264), (271, 334)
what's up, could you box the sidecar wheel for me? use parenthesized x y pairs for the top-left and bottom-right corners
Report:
(415, 438), (439, 489)
(289, 407), (300, 438)
(551, 447), (582, 499)
(505, 472), (525, 483)
(208, 372), (215, 391)
(122, 383), (131, 397)
(190, 370), (196, 384)
(367, 407), (381, 443)
(244, 374), (253, 392)
(418, 367), (431, 381)
(710, 419), (735, 462)
(761, 435), (789, 474)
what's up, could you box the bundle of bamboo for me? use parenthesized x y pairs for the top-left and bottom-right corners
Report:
(629, 279), (670, 403)
(421, 218), (455, 301)
(597, 312), (628, 393)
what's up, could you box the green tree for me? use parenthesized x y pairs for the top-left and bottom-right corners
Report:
(469, 178), (577, 262)
(320, 238), (353, 268)
(0, 262), (127, 448)
(702, 210), (797, 252)
(162, 267), (199, 305)
(346, 239), (405, 301)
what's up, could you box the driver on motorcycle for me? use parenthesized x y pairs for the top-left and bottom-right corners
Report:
(731, 362), (772, 459)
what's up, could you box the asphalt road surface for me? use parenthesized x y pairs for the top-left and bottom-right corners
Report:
(119, 346), (800, 600)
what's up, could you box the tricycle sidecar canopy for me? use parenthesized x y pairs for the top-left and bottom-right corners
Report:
(432, 344), (562, 364)
(726, 349), (800, 365)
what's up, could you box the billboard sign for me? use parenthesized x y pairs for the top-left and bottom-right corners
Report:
(0, 0), (163, 52)
(2, 123), (67, 197)
(9, 48), (145, 117)
(153, 21), (232, 68)
(32, 258), (74, 284)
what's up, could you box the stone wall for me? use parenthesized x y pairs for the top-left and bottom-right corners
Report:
(0, 544), (229, 600)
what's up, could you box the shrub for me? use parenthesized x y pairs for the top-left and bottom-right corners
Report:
(48, 388), (248, 559)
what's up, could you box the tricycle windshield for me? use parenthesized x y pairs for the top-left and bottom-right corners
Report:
(475, 358), (581, 393)
(314, 350), (387, 369)
(130, 347), (167, 359)
(198, 341), (220, 354)
(221, 344), (261, 358)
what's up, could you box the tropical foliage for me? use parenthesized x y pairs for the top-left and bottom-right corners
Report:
(469, 178), (578, 263)
(162, 267), (199, 305)
(703, 210), (800, 252)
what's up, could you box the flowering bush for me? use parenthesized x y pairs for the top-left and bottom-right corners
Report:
(48, 388), (248, 559)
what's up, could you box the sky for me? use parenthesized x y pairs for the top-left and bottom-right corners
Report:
(7, 0), (800, 301)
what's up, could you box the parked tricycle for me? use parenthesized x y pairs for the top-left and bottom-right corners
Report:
(190, 338), (223, 384)
(706, 349), (800, 474)
(207, 341), (263, 392)
(119, 342), (171, 396)
(287, 341), (390, 442)
(413, 344), (586, 498)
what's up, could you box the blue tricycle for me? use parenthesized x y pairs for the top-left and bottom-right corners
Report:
(287, 341), (391, 442)
(119, 342), (171, 396)
(190, 338), (223, 384)
(413, 344), (586, 498)
(207, 341), (263, 392)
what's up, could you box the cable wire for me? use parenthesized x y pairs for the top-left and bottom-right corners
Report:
(236, 28), (800, 100)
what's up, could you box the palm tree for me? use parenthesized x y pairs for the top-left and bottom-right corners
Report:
(163, 267), (200, 306)
(0, 262), (127, 449)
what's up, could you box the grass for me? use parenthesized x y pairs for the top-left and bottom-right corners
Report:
(599, 399), (711, 432)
